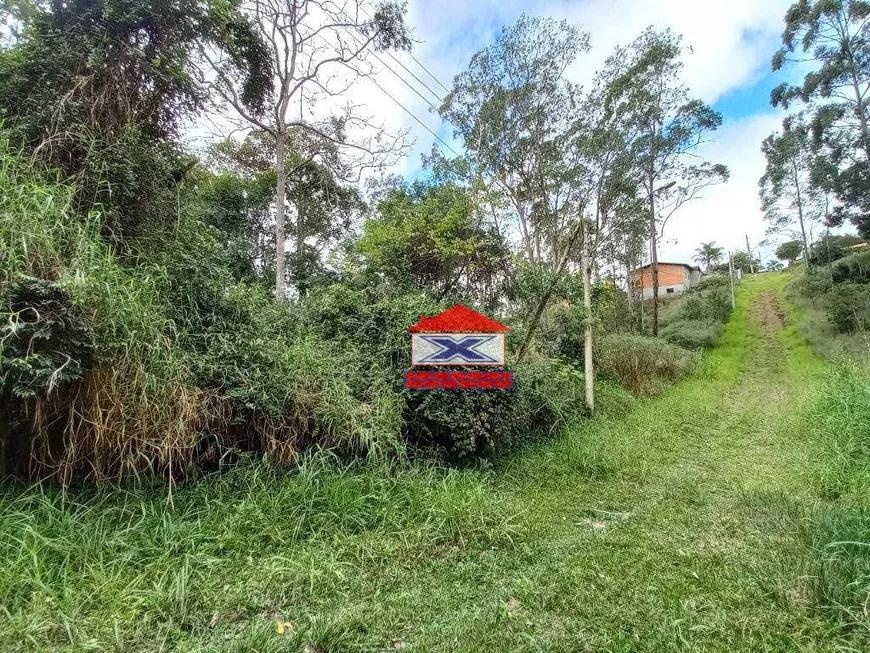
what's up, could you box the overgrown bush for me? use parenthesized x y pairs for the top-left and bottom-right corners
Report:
(597, 334), (696, 395)
(832, 250), (870, 285)
(0, 140), (402, 483)
(542, 303), (586, 365)
(824, 282), (870, 333)
(696, 274), (731, 291)
(660, 318), (723, 350)
(679, 287), (732, 323)
(404, 358), (587, 460)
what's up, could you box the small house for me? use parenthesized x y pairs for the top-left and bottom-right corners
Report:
(631, 262), (701, 300)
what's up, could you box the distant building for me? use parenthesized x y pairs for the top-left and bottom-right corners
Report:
(631, 262), (702, 300)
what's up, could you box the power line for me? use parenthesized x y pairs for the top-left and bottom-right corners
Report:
(310, 31), (462, 159)
(365, 75), (463, 159)
(331, 9), (444, 112)
(333, 25), (442, 114)
(356, 5), (453, 97)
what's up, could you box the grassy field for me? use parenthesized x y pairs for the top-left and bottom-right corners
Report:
(1, 273), (868, 652)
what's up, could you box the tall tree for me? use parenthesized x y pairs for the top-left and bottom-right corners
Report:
(772, 0), (870, 238)
(693, 242), (724, 270)
(201, 0), (412, 299)
(440, 14), (589, 267)
(205, 131), (363, 295)
(358, 179), (509, 300)
(605, 28), (728, 335)
(775, 239), (804, 266)
(759, 116), (822, 264)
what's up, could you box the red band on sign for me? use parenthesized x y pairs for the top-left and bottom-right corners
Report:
(404, 371), (514, 390)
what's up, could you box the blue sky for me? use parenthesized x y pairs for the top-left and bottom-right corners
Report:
(356, 0), (802, 264)
(713, 72), (781, 122)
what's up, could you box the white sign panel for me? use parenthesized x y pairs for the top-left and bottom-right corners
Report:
(411, 333), (505, 366)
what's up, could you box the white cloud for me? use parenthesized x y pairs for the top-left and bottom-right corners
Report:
(656, 110), (786, 264)
(189, 0), (799, 264)
(380, 0), (798, 261)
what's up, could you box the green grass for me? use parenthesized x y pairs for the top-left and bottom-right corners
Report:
(1, 273), (868, 652)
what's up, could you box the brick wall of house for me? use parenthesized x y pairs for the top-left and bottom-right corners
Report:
(632, 264), (688, 289)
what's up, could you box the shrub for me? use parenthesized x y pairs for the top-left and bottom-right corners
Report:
(696, 274), (731, 291)
(788, 269), (833, 304)
(404, 359), (587, 460)
(597, 334), (696, 396)
(824, 282), (870, 333)
(831, 250), (870, 285)
(543, 303), (586, 365)
(0, 139), (404, 484)
(660, 319), (723, 350)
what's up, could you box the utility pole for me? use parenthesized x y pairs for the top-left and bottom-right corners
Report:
(649, 174), (660, 336)
(728, 250), (736, 310)
(745, 234), (755, 274)
(582, 220), (595, 415)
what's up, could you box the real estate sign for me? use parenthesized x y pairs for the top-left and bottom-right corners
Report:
(404, 305), (513, 389)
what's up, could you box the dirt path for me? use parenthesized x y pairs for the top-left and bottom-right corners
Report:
(325, 274), (840, 652)
(6, 274), (848, 653)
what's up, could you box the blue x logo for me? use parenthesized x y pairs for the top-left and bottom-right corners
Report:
(417, 335), (498, 364)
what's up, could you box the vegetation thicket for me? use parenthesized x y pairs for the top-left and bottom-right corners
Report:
(0, 2), (729, 481)
(0, 0), (869, 649)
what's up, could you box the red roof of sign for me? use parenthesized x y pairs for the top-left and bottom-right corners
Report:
(409, 305), (512, 333)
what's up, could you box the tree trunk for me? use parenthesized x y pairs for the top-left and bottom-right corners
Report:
(517, 222), (585, 362)
(582, 221), (594, 415)
(295, 199), (305, 298)
(848, 68), (870, 168)
(648, 172), (660, 336)
(793, 162), (811, 266)
(274, 131), (287, 300)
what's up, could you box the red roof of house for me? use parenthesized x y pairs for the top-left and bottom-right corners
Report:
(409, 305), (512, 333)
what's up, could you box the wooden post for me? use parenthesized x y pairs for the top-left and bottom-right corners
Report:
(728, 251), (736, 310)
(745, 234), (755, 274)
(582, 220), (595, 415)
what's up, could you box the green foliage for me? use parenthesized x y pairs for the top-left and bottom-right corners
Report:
(696, 274), (731, 290)
(405, 358), (587, 460)
(660, 319), (723, 350)
(824, 282), (870, 333)
(693, 241), (724, 269)
(542, 303), (587, 365)
(731, 250), (760, 274)
(0, 136), (403, 481)
(808, 233), (865, 266)
(0, 0), (270, 238)
(802, 364), (870, 633)
(759, 117), (820, 251)
(1, 276), (95, 400)
(832, 249), (870, 284)
(658, 286), (732, 350)
(596, 333), (696, 395)
(771, 1), (870, 239)
(358, 181), (508, 300)
(776, 239), (803, 264)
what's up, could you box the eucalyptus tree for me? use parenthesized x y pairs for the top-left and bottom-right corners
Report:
(771, 0), (870, 238)
(759, 116), (823, 264)
(205, 131), (364, 295)
(200, 0), (412, 299)
(604, 28), (728, 334)
(439, 14), (589, 266)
